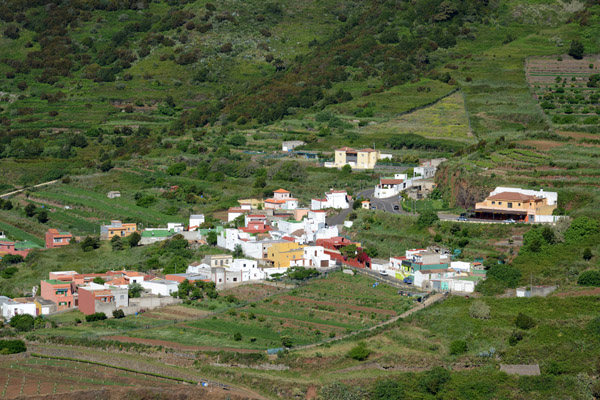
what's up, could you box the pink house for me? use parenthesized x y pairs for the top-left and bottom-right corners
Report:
(40, 279), (74, 311)
(45, 229), (73, 249)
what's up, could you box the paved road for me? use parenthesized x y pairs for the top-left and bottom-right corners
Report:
(356, 188), (410, 215)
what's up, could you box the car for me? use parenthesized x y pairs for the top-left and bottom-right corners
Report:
(457, 216), (468, 221)
(393, 205), (399, 210)
(504, 218), (516, 223)
(403, 277), (413, 285)
(379, 270), (388, 276)
(371, 206), (377, 210)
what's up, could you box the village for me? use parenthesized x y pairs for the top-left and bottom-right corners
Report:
(0, 159), (565, 322)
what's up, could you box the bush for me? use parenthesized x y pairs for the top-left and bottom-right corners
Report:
(578, 270), (600, 286)
(0, 254), (24, 266)
(85, 312), (107, 322)
(233, 332), (242, 341)
(371, 380), (403, 400)
(112, 309), (125, 319)
(469, 301), (490, 319)
(0, 340), (26, 355)
(569, 40), (584, 60)
(280, 335), (293, 348)
(417, 210), (439, 228)
(508, 330), (523, 346)
(9, 314), (34, 332)
(166, 162), (186, 176)
(420, 366), (451, 394)
(347, 341), (371, 361)
(449, 339), (467, 355)
(486, 264), (522, 288)
(515, 312), (536, 330)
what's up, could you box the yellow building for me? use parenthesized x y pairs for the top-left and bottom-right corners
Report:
(475, 189), (557, 222)
(333, 147), (380, 170)
(267, 242), (305, 268)
(100, 220), (138, 239)
(238, 198), (264, 209)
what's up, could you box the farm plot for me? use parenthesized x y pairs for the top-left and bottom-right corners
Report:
(113, 272), (413, 351)
(0, 357), (177, 397)
(527, 56), (600, 132)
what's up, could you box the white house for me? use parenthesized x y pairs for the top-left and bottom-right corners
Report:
(228, 207), (247, 222)
(189, 214), (205, 230)
(282, 140), (306, 152)
(413, 166), (436, 179)
(140, 280), (179, 296)
(301, 246), (334, 268)
(167, 222), (185, 233)
(265, 189), (298, 210)
(311, 189), (351, 210)
(107, 191), (121, 199)
(0, 296), (37, 321)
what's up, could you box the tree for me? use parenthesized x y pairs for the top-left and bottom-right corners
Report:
(85, 312), (107, 322)
(233, 244), (244, 258)
(341, 164), (352, 175)
(228, 134), (246, 146)
(420, 367), (451, 395)
(0, 254), (24, 266)
(340, 244), (358, 259)
(36, 210), (48, 223)
(111, 235), (123, 251)
(128, 282), (143, 298)
(206, 231), (217, 246)
(9, 314), (34, 332)
(112, 309), (125, 319)
(166, 162), (187, 176)
(280, 335), (293, 348)
(81, 236), (100, 252)
(0, 340), (27, 355)
(583, 248), (593, 261)
(569, 40), (584, 60)
(128, 232), (141, 247)
(578, 270), (600, 287)
(24, 203), (36, 217)
(93, 277), (105, 284)
(515, 312), (536, 330)
(347, 341), (371, 361)
(417, 210), (439, 228)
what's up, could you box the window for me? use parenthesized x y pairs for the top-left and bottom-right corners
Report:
(491, 201), (495, 205)
(498, 202), (502, 205)
(508, 202), (513, 208)
(233, 278), (238, 282)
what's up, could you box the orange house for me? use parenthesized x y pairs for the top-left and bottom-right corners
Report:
(40, 279), (74, 311)
(45, 229), (72, 249)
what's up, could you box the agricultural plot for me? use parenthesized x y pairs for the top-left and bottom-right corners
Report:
(113, 272), (413, 351)
(0, 357), (177, 397)
(527, 56), (600, 132)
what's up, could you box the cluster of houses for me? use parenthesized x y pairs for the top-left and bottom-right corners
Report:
(384, 248), (486, 293)
(373, 159), (444, 199)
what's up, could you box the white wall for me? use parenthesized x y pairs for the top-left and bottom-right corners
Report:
(0, 300), (37, 320)
(140, 281), (179, 296)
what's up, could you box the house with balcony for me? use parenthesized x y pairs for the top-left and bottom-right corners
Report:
(100, 220), (137, 240)
(475, 187), (558, 222)
(265, 189), (298, 210)
(45, 229), (73, 249)
(41, 279), (74, 311)
(78, 284), (128, 316)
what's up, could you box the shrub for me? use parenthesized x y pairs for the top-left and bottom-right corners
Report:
(420, 366), (451, 394)
(486, 264), (522, 288)
(417, 210), (439, 228)
(578, 270), (600, 286)
(280, 335), (293, 348)
(0, 254), (24, 266)
(568, 40), (584, 60)
(508, 330), (523, 346)
(0, 340), (26, 355)
(347, 341), (371, 361)
(449, 339), (467, 355)
(9, 314), (34, 332)
(166, 162), (186, 176)
(515, 313), (535, 330)
(469, 301), (490, 319)
(233, 332), (242, 341)
(112, 309), (125, 319)
(85, 312), (107, 322)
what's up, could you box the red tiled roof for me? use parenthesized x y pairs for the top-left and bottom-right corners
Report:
(274, 189), (290, 193)
(359, 148), (379, 153)
(247, 215), (266, 218)
(486, 192), (537, 202)
(381, 179), (404, 185)
(336, 147), (356, 152)
(265, 199), (285, 204)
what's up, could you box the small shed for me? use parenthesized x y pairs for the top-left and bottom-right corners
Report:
(107, 191), (121, 199)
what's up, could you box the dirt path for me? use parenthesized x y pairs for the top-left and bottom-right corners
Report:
(279, 295), (397, 316)
(294, 293), (446, 351)
(104, 336), (263, 353)
(0, 179), (60, 199)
